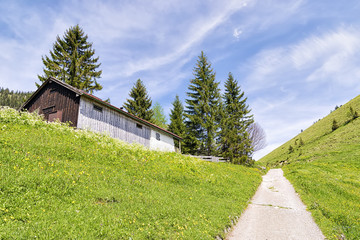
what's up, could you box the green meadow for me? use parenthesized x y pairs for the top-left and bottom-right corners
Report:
(0, 108), (262, 239)
(259, 95), (360, 239)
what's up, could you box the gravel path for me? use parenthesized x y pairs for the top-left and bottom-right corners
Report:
(226, 169), (325, 240)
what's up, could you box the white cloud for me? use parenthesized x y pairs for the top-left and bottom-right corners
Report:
(291, 28), (359, 70)
(245, 27), (360, 92)
(0, 0), (249, 93)
(244, 27), (360, 158)
(82, 0), (252, 106)
(232, 0), (305, 39)
(245, 48), (287, 87)
(98, 0), (250, 78)
(233, 28), (242, 39)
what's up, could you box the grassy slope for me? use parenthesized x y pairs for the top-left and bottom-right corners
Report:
(0, 108), (262, 239)
(259, 96), (360, 239)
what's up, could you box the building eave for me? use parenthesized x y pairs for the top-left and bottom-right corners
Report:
(82, 93), (183, 140)
(22, 77), (182, 140)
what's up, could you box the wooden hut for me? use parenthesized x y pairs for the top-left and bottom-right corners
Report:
(21, 77), (182, 152)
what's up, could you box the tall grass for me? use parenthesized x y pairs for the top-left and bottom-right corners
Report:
(0, 107), (262, 239)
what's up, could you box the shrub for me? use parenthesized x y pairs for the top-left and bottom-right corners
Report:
(299, 137), (304, 146)
(349, 106), (359, 120)
(288, 145), (294, 154)
(232, 156), (248, 165)
(332, 119), (339, 131)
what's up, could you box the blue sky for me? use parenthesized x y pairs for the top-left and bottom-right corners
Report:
(1, 0), (360, 159)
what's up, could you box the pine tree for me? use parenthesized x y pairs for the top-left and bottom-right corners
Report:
(38, 25), (102, 94)
(123, 79), (154, 121)
(168, 95), (185, 137)
(184, 51), (221, 155)
(219, 73), (253, 164)
(151, 102), (168, 129)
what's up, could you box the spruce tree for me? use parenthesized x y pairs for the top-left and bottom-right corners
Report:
(184, 51), (221, 155)
(219, 72), (253, 164)
(38, 25), (102, 93)
(168, 95), (185, 137)
(123, 79), (154, 121)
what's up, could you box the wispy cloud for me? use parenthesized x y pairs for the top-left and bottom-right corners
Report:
(246, 27), (360, 91)
(243, 26), (360, 159)
(95, 0), (250, 77)
(294, 29), (360, 86)
(81, 0), (252, 104)
(0, 0), (249, 98)
(231, 0), (305, 39)
(233, 28), (242, 39)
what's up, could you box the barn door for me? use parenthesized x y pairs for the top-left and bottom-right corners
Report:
(48, 110), (63, 122)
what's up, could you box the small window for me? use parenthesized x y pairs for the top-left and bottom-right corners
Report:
(136, 123), (143, 129)
(50, 88), (56, 93)
(156, 133), (161, 141)
(43, 106), (55, 114)
(93, 104), (103, 112)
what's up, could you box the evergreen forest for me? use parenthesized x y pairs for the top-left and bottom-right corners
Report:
(0, 87), (33, 109)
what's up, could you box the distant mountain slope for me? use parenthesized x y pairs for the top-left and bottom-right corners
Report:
(259, 95), (360, 239)
(260, 94), (360, 166)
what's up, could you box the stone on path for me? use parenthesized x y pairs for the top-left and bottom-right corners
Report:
(226, 169), (325, 240)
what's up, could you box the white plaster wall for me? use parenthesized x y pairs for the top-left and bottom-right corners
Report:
(149, 129), (175, 152)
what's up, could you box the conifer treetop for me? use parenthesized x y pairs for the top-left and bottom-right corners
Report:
(38, 24), (102, 94)
(123, 79), (154, 122)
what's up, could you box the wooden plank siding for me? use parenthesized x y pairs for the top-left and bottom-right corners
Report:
(77, 97), (151, 147)
(22, 81), (80, 127)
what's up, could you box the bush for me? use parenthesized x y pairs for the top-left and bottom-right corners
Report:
(349, 106), (359, 120)
(288, 145), (294, 154)
(332, 119), (339, 131)
(232, 156), (248, 165)
(299, 137), (305, 146)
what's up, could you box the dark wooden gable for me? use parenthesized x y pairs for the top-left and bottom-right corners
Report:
(22, 80), (80, 127)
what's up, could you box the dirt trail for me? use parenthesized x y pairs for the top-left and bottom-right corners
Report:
(226, 169), (325, 240)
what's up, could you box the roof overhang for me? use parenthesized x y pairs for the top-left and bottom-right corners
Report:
(21, 77), (183, 140)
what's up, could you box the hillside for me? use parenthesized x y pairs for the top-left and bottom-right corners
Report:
(0, 107), (262, 239)
(259, 95), (360, 239)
